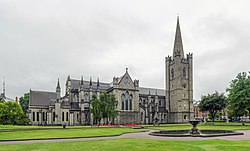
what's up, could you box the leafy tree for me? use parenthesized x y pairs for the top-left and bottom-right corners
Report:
(100, 93), (118, 124)
(91, 94), (102, 126)
(107, 94), (118, 124)
(198, 91), (227, 123)
(19, 92), (30, 113)
(91, 93), (118, 126)
(208, 112), (222, 121)
(0, 101), (30, 125)
(227, 72), (250, 123)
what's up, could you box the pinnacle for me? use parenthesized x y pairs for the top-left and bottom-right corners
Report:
(173, 16), (184, 58)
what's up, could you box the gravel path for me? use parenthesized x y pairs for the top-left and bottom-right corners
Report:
(1, 130), (250, 144)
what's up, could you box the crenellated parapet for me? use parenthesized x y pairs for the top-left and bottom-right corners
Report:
(165, 55), (172, 62)
(187, 52), (193, 59)
(181, 57), (189, 63)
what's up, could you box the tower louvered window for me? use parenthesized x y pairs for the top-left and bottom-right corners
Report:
(183, 67), (187, 78)
(171, 68), (174, 79)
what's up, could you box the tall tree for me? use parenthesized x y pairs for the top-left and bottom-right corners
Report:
(91, 93), (118, 126)
(19, 92), (30, 113)
(227, 72), (250, 122)
(198, 91), (227, 123)
(0, 101), (30, 125)
(106, 93), (118, 124)
(91, 94), (102, 126)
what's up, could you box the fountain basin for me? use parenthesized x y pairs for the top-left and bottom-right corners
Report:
(149, 129), (244, 137)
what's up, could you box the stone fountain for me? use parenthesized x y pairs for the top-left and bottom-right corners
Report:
(189, 120), (200, 134)
(149, 120), (244, 137)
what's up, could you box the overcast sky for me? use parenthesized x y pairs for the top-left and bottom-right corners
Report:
(0, 0), (250, 100)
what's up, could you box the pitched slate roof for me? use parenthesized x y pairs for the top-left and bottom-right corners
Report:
(29, 90), (57, 106)
(70, 79), (111, 91)
(139, 87), (165, 96)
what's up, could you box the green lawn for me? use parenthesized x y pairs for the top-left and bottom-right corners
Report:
(1, 138), (250, 151)
(0, 125), (94, 129)
(0, 122), (249, 141)
(145, 122), (250, 130)
(0, 127), (144, 141)
(0, 125), (61, 129)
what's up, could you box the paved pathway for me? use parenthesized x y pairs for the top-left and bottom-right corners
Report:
(1, 130), (250, 145)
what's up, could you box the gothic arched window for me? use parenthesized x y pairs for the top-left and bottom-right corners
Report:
(42, 112), (45, 121)
(171, 68), (174, 79)
(125, 91), (129, 110)
(33, 112), (35, 121)
(141, 112), (143, 121)
(53, 112), (55, 121)
(62, 112), (64, 121)
(121, 94), (125, 110)
(37, 112), (39, 122)
(129, 94), (133, 110)
(66, 112), (69, 121)
(183, 67), (187, 78)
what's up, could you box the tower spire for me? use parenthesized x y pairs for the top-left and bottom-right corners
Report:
(173, 16), (184, 58)
(89, 77), (92, 86)
(56, 78), (60, 89)
(97, 78), (100, 87)
(56, 79), (61, 101)
(81, 76), (84, 85)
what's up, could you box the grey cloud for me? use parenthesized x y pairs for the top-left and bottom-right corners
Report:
(0, 0), (250, 100)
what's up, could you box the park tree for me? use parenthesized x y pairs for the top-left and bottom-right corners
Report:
(227, 72), (250, 123)
(0, 101), (30, 125)
(91, 94), (102, 126)
(91, 93), (118, 126)
(103, 93), (118, 124)
(199, 91), (227, 123)
(19, 92), (30, 113)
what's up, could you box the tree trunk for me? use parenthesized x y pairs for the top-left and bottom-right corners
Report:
(211, 112), (215, 125)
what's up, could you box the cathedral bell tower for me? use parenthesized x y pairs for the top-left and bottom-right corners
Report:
(165, 16), (194, 123)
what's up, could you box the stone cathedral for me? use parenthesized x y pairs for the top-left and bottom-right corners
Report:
(27, 17), (194, 125)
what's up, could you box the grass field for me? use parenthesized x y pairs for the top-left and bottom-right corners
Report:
(0, 125), (94, 129)
(0, 122), (249, 141)
(1, 138), (250, 151)
(0, 127), (144, 141)
(144, 122), (250, 130)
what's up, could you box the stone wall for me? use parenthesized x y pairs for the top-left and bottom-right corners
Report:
(118, 111), (140, 124)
